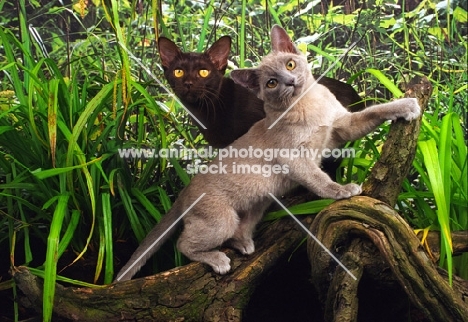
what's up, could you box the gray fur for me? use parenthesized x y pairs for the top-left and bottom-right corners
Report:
(115, 25), (420, 281)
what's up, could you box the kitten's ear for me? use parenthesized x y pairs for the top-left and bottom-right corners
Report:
(158, 37), (182, 68)
(206, 36), (231, 73)
(270, 25), (302, 55)
(230, 69), (260, 93)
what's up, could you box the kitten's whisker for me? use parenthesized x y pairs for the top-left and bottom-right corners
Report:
(268, 193), (357, 281)
(199, 94), (213, 121)
(202, 90), (225, 122)
(267, 40), (360, 130)
(118, 42), (208, 130)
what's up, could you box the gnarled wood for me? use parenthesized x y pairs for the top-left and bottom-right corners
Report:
(12, 216), (308, 321)
(308, 196), (468, 322)
(362, 76), (432, 206)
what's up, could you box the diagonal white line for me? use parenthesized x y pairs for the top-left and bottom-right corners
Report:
(268, 193), (357, 280)
(115, 193), (206, 281)
(118, 42), (207, 130)
(268, 40), (360, 130)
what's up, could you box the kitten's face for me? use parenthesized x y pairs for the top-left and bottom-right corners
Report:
(163, 53), (222, 104)
(255, 52), (311, 107)
(158, 37), (231, 105)
(230, 25), (313, 110)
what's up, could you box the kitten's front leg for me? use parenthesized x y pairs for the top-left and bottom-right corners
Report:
(286, 159), (361, 199)
(331, 98), (420, 145)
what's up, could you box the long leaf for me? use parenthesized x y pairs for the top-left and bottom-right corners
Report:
(118, 174), (145, 241)
(196, 0), (215, 53)
(57, 210), (80, 258)
(418, 139), (453, 285)
(439, 113), (452, 209)
(43, 194), (69, 322)
(47, 79), (59, 168)
(131, 188), (162, 222)
(102, 193), (114, 284)
(31, 157), (103, 180)
(239, 0), (247, 67)
(265, 199), (334, 221)
(365, 68), (404, 98)
(28, 267), (106, 289)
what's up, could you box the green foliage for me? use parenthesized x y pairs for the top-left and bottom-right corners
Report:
(400, 111), (467, 282)
(0, 2), (192, 320)
(0, 0), (466, 320)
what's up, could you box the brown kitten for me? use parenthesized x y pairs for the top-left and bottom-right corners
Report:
(115, 26), (419, 281)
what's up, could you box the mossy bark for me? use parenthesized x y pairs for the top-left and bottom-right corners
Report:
(308, 196), (468, 322)
(361, 76), (432, 205)
(13, 217), (308, 321)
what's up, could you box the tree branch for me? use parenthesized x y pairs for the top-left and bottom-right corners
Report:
(362, 76), (432, 206)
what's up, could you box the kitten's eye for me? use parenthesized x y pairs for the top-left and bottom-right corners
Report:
(174, 69), (184, 78)
(266, 79), (278, 88)
(286, 60), (296, 71)
(199, 69), (210, 77)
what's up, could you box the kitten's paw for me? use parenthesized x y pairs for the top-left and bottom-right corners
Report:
(210, 252), (231, 275)
(335, 183), (362, 199)
(228, 238), (255, 255)
(401, 98), (421, 121)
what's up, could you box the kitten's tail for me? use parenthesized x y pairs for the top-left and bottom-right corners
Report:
(114, 203), (183, 282)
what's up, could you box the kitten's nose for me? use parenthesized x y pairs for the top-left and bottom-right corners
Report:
(286, 78), (296, 87)
(184, 81), (193, 88)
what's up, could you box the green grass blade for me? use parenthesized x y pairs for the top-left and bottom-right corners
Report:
(9, 168), (33, 268)
(0, 28), (27, 104)
(43, 194), (69, 322)
(196, 0), (215, 53)
(47, 79), (59, 167)
(57, 210), (80, 258)
(239, 0), (247, 67)
(102, 193), (114, 284)
(439, 114), (453, 207)
(131, 188), (162, 222)
(64, 82), (113, 217)
(365, 68), (404, 98)
(157, 187), (173, 213)
(451, 114), (467, 200)
(265, 199), (334, 221)
(308, 44), (337, 64)
(95, 220), (105, 284)
(31, 157), (103, 180)
(28, 267), (107, 288)
(168, 158), (191, 186)
(418, 139), (452, 285)
(117, 174), (145, 241)
(65, 83), (113, 167)
(267, 0), (282, 26)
